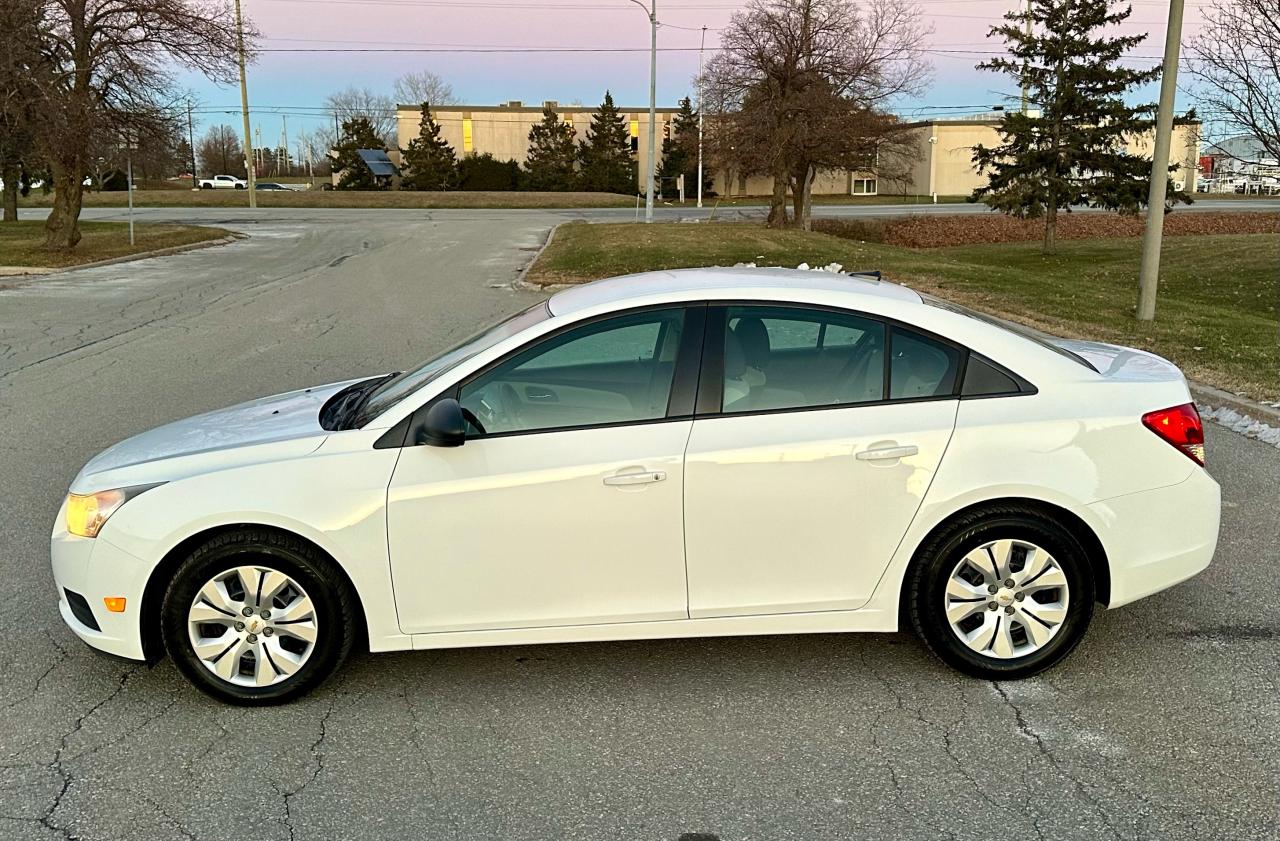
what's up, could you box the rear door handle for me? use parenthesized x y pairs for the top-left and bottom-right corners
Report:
(603, 470), (667, 486)
(856, 444), (918, 461)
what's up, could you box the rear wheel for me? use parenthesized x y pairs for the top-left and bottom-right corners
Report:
(908, 508), (1094, 679)
(161, 530), (356, 705)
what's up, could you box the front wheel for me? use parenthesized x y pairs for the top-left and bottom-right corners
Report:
(908, 509), (1094, 680)
(160, 530), (356, 705)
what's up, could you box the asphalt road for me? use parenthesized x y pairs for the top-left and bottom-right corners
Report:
(1, 211), (1277, 841)
(15, 195), (1280, 229)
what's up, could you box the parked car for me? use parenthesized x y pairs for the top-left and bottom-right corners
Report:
(52, 269), (1220, 704)
(197, 175), (247, 190)
(254, 182), (291, 191)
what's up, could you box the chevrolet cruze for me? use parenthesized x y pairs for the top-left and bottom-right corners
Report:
(52, 269), (1220, 704)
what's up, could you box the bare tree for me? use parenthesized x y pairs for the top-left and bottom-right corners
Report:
(197, 124), (245, 177)
(1187, 0), (1280, 160)
(1, 0), (46, 222)
(324, 86), (397, 147)
(703, 0), (930, 227)
(35, 0), (245, 249)
(393, 70), (456, 107)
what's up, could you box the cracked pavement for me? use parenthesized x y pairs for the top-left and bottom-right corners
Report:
(2, 208), (1278, 840)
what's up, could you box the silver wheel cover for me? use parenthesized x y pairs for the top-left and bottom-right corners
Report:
(187, 565), (319, 688)
(943, 538), (1070, 660)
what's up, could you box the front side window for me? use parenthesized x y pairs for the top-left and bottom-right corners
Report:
(460, 308), (685, 435)
(720, 306), (886, 413)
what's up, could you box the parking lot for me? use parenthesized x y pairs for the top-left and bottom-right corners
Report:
(1, 209), (1277, 840)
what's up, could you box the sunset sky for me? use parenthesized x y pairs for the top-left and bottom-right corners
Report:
(180, 0), (1210, 146)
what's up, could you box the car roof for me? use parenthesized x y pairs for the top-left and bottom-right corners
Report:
(548, 267), (922, 316)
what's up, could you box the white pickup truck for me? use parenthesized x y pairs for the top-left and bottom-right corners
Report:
(197, 174), (247, 190)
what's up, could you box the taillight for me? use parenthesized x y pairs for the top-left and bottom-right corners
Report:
(1142, 403), (1205, 466)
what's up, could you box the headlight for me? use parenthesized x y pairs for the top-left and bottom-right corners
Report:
(65, 484), (160, 538)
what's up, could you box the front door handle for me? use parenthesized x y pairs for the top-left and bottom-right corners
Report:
(603, 469), (667, 486)
(856, 444), (919, 461)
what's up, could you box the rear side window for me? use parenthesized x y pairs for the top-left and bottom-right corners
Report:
(719, 306), (886, 413)
(962, 355), (1022, 397)
(889, 327), (961, 400)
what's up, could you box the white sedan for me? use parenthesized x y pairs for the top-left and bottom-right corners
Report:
(52, 269), (1220, 704)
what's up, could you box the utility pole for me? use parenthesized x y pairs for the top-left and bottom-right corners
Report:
(697, 24), (706, 209)
(234, 0), (256, 206)
(282, 114), (289, 177)
(125, 130), (135, 245)
(187, 100), (197, 184)
(1137, 0), (1185, 322)
(628, 0), (657, 223)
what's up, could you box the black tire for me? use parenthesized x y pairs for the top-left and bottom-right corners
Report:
(907, 506), (1095, 680)
(160, 529), (356, 705)
(200, 183), (212, 189)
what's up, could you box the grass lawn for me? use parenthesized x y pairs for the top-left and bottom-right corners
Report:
(0, 220), (231, 269)
(18, 189), (637, 210)
(530, 221), (1279, 401)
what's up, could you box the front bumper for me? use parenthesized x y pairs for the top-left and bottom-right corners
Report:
(1091, 467), (1221, 608)
(51, 500), (149, 661)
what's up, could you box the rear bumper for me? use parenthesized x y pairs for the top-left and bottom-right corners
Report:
(51, 502), (148, 661)
(1090, 468), (1221, 608)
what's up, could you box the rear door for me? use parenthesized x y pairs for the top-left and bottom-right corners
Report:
(683, 304), (961, 617)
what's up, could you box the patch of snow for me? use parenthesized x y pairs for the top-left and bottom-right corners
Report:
(1198, 405), (1280, 449)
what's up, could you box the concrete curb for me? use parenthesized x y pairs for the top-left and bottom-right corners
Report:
(1189, 382), (1280, 425)
(513, 221), (565, 290)
(0, 234), (243, 290)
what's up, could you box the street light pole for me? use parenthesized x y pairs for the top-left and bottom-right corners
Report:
(629, 0), (657, 223)
(234, 0), (256, 207)
(697, 25), (706, 209)
(1136, 0), (1185, 322)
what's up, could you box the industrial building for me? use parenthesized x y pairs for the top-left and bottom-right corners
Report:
(393, 102), (1202, 198)
(395, 100), (681, 178)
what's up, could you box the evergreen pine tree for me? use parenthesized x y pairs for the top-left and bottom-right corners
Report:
(331, 117), (388, 190)
(523, 107), (578, 191)
(577, 91), (636, 195)
(657, 96), (710, 199)
(971, 0), (1190, 253)
(400, 102), (457, 190)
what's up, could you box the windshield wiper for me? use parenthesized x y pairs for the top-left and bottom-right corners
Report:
(321, 374), (398, 431)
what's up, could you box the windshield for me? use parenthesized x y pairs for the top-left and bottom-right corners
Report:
(353, 301), (551, 427)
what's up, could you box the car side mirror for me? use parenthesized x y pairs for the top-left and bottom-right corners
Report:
(415, 398), (467, 447)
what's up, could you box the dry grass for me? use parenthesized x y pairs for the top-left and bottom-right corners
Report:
(816, 211), (1279, 248)
(0, 220), (231, 269)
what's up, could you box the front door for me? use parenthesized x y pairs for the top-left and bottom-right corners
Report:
(387, 306), (701, 634)
(683, 305), (961, 617)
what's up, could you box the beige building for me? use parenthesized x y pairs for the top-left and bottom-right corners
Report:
(881, 118), (1202, 199)
(396, 100), (682, 176)
(394, 103), (1201, 198)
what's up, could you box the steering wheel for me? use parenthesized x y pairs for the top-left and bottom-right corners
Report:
(461, 406), (486, 435)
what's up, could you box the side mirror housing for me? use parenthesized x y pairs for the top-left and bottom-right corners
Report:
(416, 398), (467, 447)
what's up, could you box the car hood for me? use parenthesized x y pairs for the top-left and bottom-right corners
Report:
(71, 378), (365, 493)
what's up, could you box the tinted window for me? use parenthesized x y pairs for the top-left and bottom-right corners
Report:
(962, 355), (1022, 396)
(460, 309), (684, 435)
(720, 306), (886, 413)
(889, 327), (961, 399)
